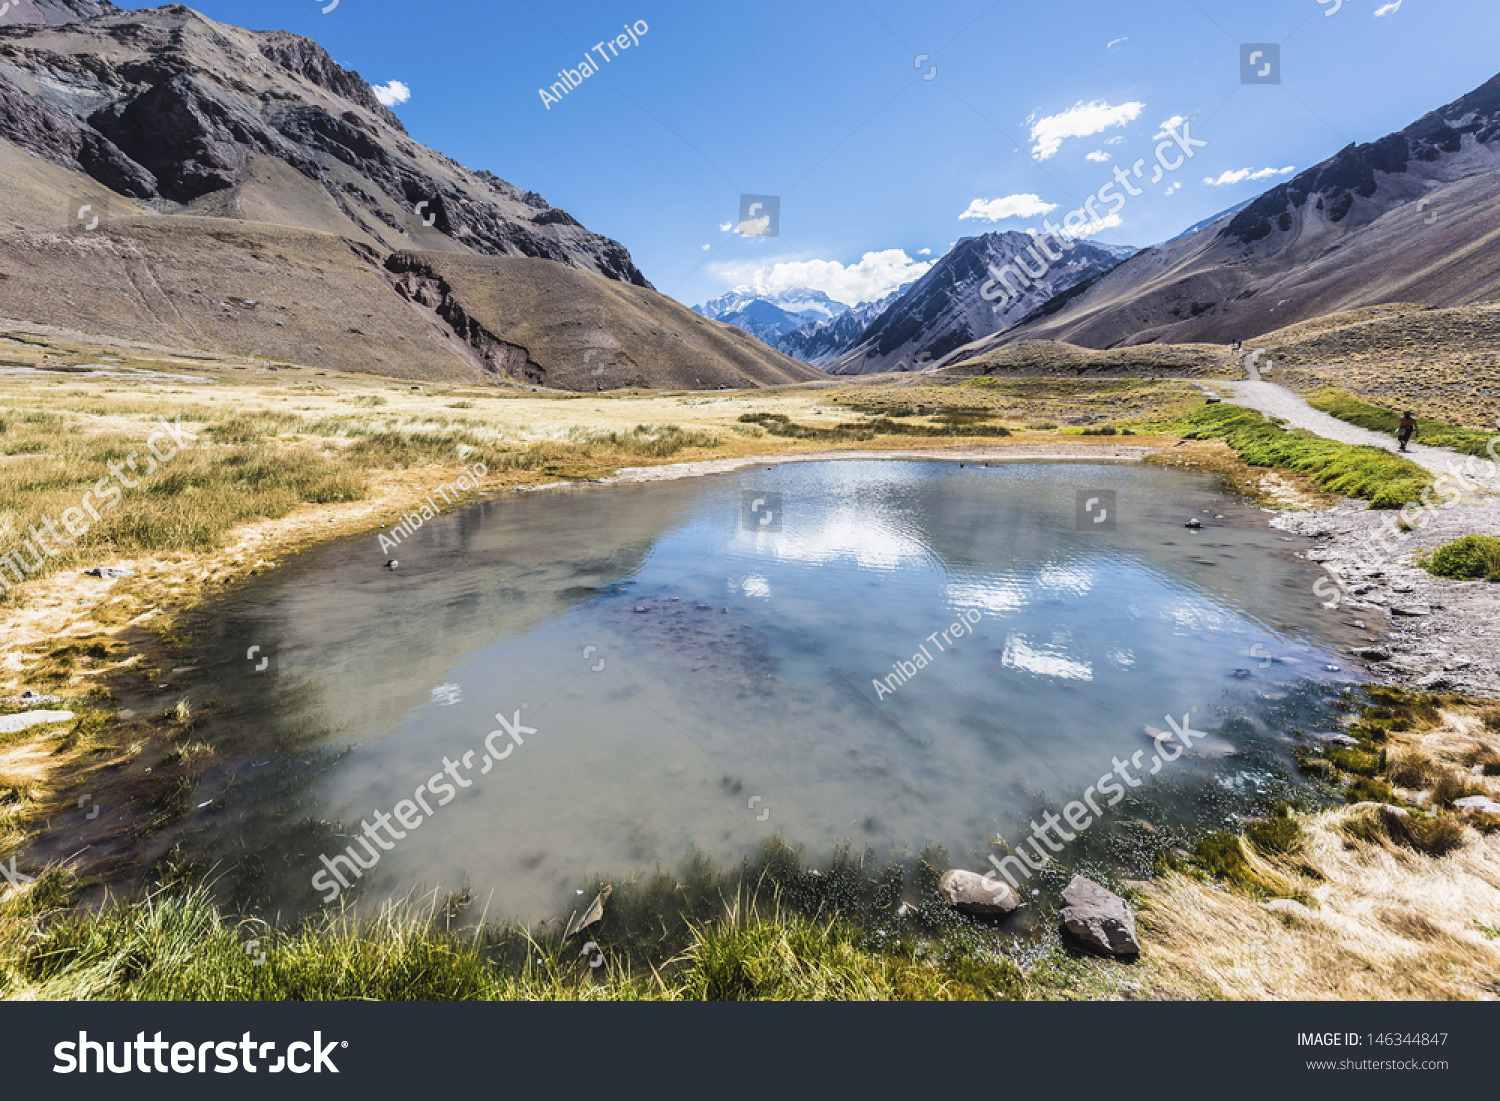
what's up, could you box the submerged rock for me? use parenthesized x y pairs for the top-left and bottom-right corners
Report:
(1059, 875), (1140, 959)
(938, 869), (1020, 916)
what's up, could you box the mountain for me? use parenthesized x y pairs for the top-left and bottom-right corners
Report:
(695, 286), (846, 324)
(1160, 199), (1254, 246)
(0, 0), (117, 26)
(775, 283), (913, 366)
(693, 287), (848, 344)
(826, 232), (1128, 375)
(964, 72), (1500, 353)
(0, 6), (822, 388)
(0, 5), (645, 284)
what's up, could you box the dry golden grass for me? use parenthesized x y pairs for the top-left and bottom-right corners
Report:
(1256, 302), (1500, 428)
(1142, 704), (1500, 1000)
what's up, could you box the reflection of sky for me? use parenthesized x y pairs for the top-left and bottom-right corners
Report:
(197, 459), (1362, 924)
(737, 510), (928, 571)
(1001, 634), (1094, 681)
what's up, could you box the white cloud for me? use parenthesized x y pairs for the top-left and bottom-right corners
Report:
(371, 80), (411, 107)
(1106, 136), (1125, 145)
(1375, 1), (1401, 14)
(1203, 166), (1296, 186)
(1069, 212), (1123, 237)
(958, 194), (1060, 223)
(918, 248), (931, 255)
(719, 222), (734, 232)
(702, 244), (711, 250)
(1107, 37), (1128, 50)
(1152, 115), (1188, 140)
(1029, 99), (1144, 160)
(1164, 182), (1182, 196)
(715, 249), (934, 307)
(1086, 150), (1111, 163)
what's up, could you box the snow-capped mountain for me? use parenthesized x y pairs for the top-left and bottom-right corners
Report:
(776, 283), (914, 366)
(694, 287), (847, 323)
(827, 232), (1130, 375)
(693, 287), (850, 343)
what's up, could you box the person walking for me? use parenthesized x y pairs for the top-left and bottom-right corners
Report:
(1397, 411), (1417, 453)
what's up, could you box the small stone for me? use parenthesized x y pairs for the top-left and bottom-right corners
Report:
(1350, 647), (1390, 661)
(1059, 875), (1140, 959)
(937, 869), (1020, 917)
(1349, 802), (1410, 817)
(634, 606), (648, 613)
(84, 567), (134, 579)
(386, 560), (399, 570)
(1390, 605), (1432, 617)
(1233, 669), (1251, 678)
(1414, 672), (1452, 690)
(1185, 518), (1203, 529)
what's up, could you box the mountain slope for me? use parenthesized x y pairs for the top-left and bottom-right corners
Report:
(0, 5), (823, 389)
(828, 233), (1126, 375)
(387, 253), (822, 390)
(0, 5), (646, 284)
(0, 0), (118, 26)
(971, 72), (1500, 352)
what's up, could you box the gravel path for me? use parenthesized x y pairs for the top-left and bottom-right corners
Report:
(1224, 350), (1461, 476)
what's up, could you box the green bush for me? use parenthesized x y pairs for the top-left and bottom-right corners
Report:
(1417, 535), (1500, 582)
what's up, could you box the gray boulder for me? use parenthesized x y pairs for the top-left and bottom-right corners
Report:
(938, 869), (1020, 916)
(84, 567), (134, 578)
(1059, 875), (1140, 959)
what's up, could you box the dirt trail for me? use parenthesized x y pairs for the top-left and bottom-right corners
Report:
(1226, 349), (1477, 477)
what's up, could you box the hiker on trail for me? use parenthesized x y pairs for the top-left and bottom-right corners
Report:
(1397, 411), (1417, 453)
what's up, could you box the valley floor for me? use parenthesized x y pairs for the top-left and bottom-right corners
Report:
(1, 343), (1498, 1001)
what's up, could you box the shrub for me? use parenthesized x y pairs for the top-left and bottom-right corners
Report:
(1417, 535), (1500, 582)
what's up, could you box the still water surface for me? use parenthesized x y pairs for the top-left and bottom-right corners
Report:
(181, 460), (1362, 920)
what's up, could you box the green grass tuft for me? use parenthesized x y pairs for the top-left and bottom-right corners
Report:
(1154, 403), (1433, 509)
(1417, 535), (1500, 582)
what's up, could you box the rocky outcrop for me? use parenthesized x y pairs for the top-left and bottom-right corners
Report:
(1058, 875), (1140, 959)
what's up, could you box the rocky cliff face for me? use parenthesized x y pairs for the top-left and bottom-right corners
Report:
(0, 5), (649, 285)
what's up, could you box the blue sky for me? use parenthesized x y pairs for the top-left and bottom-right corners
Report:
(160, 0), (1499, 308)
